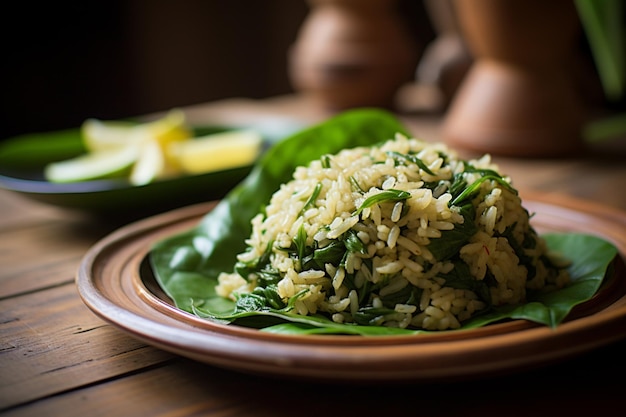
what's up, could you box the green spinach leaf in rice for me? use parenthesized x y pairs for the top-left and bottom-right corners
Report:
(214, 133), (570, 331)
(150, 109), (618, 335)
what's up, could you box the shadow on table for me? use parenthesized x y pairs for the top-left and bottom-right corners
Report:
(167, 336), (625, 417)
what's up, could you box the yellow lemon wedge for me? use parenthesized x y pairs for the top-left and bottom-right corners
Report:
(144, 109), (191, 146)
(44, 145), (139, 183)
(169, 130), (263, 174)
(129, 140), (167, 186)
(44, 110), (260, 186)
(63, 109), (193, 185)
(143, 109), (192, 169)
(82, 109), (192, 154)
(81, 118), (138, 152)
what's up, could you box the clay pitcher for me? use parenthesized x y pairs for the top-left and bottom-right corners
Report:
(288, 0), (417, 110)
(442, 0), (585, 157)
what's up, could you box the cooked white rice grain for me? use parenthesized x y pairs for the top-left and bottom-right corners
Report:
(216, 134), (570, 330)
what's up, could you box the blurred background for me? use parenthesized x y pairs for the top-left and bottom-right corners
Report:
(2, 0), (622, 146)
(1, 0), (304, 140)
(1, 0), (433, 141)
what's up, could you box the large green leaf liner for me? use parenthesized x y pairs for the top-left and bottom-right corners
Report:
(150, 109), (619, 336)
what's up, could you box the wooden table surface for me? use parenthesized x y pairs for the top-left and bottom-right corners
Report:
(2, 95), (626, 417)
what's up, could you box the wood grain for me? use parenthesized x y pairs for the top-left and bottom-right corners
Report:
(72, 194), (626, 383)
(0, 283), (172, 409)
(1, 95), (625, 416)
(6, 345), (626, 417)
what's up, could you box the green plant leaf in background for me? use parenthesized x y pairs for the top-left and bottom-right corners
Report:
(575, 0), (626, 143)
(576, 0), (625, 102)
(150, 109), (619, 335)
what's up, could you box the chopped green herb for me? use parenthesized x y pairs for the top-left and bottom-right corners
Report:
(349, 176), (366, 193)
(353, 189), (411, 216)
(379, 284), (423, 309)
(440, 261), (492, 306)
(344, 229), (367, 255)
(300, 182), (322, 215)
(451, 175), (517, 207)
(353, 306), (398, 326)
(427, 202), (477, 262)
(321, 154), (331, 168)
(386, 151), (436, 175)
(293, 224), (308, 267)
(235, 240), (279, 284)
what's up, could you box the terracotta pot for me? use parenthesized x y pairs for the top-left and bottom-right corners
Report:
(442, 0), (586, 157)
(415, 0), (472, 109)
(288, 0), (417, 110)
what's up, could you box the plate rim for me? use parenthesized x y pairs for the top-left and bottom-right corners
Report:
(76, 191), (626, 382)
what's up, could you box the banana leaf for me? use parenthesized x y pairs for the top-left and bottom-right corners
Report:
(150, 109), (619, 336)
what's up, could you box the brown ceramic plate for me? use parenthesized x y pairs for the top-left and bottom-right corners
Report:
(76, 191), (626, 382)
